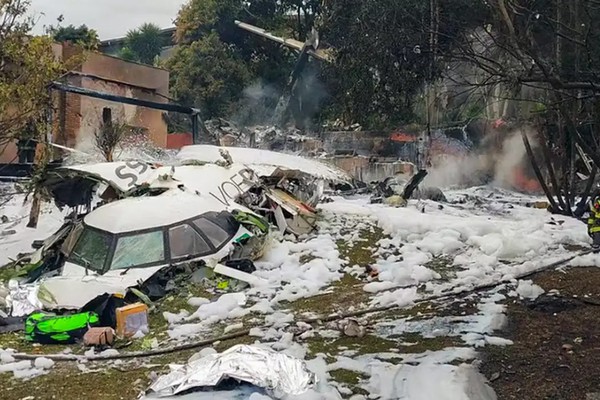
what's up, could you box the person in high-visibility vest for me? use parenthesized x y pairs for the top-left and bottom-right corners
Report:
(587, 195), (600, 252)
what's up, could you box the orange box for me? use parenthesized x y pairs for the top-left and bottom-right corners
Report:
(115, 303), (149, 338)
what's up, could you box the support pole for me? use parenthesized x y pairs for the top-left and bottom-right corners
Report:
(191, 113), (199, 144)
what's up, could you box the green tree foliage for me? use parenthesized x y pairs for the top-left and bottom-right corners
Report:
(321, 0), (490, 128)
(117, 46), (137, 62)
(0, 0), (66, 147)
(175, 0), (243, 45)
(120, 23), (165, 65)
(168, 0), (493, 128)
(168, 0), (498, 128)
(169, 32), (251, 119)
(280, 0), (321, 40)
(48, 24), (100, 50)
(169, 0), (303, 122)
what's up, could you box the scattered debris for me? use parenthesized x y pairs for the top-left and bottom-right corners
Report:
(527, 201), (550, 209)
(370, 169), (444, 207)
(203, 119), (313, 149)
(322, 120), (363, 132)
(525, 295), (580, 314)
(213, 263), (268, 287)
(83, 327), (115, 346)
(562, 343), (574, 352)
(340, 318), (366, 338)
(489, 372), (501, 382)
(147, 345), (316, 398)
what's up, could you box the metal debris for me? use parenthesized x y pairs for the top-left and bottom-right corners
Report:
(148, 344), (316, 398)
(6, 281), (43, 317)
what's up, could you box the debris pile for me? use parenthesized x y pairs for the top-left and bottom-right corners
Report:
(321, 119), (363, 132)
(0, 139), (457, 388)
(0, 145), (354, 349)
(204, 118), (316, 151)
(369, 170), (448, 207)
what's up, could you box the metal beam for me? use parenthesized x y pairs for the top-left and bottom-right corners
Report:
(235, 20), (333, 63)
(50, 82), (210, 144)
(50, 82), (197, 114)
(271, 46), (312, 127)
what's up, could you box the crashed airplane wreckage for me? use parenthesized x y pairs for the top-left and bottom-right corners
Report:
(44, 145), (354, 235)
(0, 146), (353, 329)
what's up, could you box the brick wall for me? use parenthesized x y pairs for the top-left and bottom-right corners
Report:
(63, 84), (82, 148)
(0, 143), (18, 163)
(167, 133), (193, 149)
(1, 45), (170, 164)
(54, 45), (169, 153)
(323, 156), (414, 182)
(322, 131), (391, 156)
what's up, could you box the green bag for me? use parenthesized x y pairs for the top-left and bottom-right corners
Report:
(233, 210), (269, 234)
(25, 311), (100, 344)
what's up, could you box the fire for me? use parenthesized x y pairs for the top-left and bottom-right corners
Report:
(390, 132), (417, 142)
(511, 167), (542, 193)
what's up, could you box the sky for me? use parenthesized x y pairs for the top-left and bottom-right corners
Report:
(29, 0), (189, 39)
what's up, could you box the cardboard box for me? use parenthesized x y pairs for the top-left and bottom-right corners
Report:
(115, 303), (149, 337)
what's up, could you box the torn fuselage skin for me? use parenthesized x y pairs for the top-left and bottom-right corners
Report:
(4, 150), (352, 316)
(5, 191), (270, 316)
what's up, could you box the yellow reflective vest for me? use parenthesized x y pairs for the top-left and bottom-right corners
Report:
(588, 202), (600, 233)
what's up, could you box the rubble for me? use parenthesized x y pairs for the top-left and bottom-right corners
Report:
(322, 119), (363, 132)
(203, 118), (317, 151)
(370, 170), (445, 206)
(341, 318), (366, 338)
(0, 145), (356, 349)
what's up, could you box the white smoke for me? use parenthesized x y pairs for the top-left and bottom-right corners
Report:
(232, 65), (328, 128)
(423, 128), (539, 190)
(424, 153), (491, 188)
(492, 130), (531, 188)
(231, 80), (281, 126)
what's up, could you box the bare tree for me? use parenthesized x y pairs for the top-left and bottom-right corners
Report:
(94, 108), (129, 162)
(427, 0), (600, 215)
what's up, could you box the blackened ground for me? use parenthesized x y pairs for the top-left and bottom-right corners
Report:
(481, 267), (600, 400)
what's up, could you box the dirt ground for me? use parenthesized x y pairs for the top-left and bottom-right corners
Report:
(3, 215), (600, 400)
(481, 267), (600, 400)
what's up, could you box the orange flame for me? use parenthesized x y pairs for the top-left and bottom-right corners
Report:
(512, 167), (542, 193)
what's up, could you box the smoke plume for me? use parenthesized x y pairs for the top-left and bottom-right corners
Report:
(424, 128), (540, 192)
(231, 64), (328, 129)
